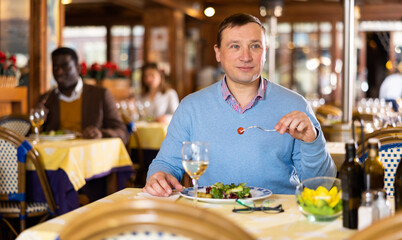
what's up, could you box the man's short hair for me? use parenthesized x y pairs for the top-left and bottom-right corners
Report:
(51, 47), (79, 65)
(216, 13), (265, 48)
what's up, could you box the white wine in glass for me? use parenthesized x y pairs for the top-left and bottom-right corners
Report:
(29, 107), (46, 144)
(181, 141), (209, 206)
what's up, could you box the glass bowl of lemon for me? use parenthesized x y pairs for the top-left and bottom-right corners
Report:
(296, 176), (342, 222)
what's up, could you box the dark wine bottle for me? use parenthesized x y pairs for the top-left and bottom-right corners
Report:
(364, 138), (384, 191)
(340, 140), (363, 229)
(394, 157), (402, 212)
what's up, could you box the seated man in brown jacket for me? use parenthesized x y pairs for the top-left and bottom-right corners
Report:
(38, 47), (129, 145)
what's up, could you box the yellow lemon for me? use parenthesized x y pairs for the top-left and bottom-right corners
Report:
(299, 183), (342, 215)
(329, 191), (341, 208)
(328, 186), (338, 197)
(302, 187), (314, 201)
(315, 186), (329, 196)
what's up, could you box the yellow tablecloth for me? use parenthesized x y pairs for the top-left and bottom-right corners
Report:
(17, 188), (356, 240)
(27, 138), (132, 190)
(129, 121), (168, 150)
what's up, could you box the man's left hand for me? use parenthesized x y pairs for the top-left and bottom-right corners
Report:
(275, 110), (317, 142)
(83, 126), (102, 139)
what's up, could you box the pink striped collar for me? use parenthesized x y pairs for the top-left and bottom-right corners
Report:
(221, 76), (267, 114)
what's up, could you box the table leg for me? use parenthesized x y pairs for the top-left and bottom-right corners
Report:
(106, 172), (118, 195)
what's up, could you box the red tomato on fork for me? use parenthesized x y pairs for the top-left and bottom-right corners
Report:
(237, 127), (244, 135)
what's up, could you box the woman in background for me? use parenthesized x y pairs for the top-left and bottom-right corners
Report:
(140, 62), (179, 123)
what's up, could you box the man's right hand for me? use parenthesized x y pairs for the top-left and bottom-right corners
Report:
(142, 172), (184, 197)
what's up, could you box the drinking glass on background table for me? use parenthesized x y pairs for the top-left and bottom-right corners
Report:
(181, 141), (209, 206)
(29, 107), (46, 144)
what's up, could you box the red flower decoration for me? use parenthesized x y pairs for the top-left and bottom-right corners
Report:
(122, 69), (131, 77)
(0, 51), (6, 64)
(80, 61), (130, 81)
(0, 51), (19, 77)
(80, 62), (88, 76)
(9, 55), (16, 64)
(91, 63), (102, 71)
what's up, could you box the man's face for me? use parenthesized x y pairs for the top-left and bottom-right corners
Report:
(52, 54), (79, 92)
(214, 23), (267, 85)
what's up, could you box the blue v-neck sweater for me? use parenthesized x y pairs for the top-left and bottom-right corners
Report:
(147, 80), (336, 194)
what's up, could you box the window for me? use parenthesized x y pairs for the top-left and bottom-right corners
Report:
(63, 26), (107, 65)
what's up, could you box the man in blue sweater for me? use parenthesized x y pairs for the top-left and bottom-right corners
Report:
(144, 13), (336, 197)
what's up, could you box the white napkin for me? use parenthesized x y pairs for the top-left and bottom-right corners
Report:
(135, 191), (181, 201)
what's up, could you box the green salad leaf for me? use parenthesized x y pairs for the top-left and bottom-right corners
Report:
(207, 182), (251, 199)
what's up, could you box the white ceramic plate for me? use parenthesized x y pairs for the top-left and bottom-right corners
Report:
(38, 133), (76, 141)
(180, 186), (272, 203)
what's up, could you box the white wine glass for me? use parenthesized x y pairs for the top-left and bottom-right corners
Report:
(181, 141), (209, 206)
(29, 107), (46, 144)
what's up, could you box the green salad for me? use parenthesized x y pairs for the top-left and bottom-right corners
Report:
(40, 130), (66, 136)
(202, 182), (252, 199)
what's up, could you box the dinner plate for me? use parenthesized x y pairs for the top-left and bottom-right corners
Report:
(180, 186), (272, 203)
(38, 133), (76, 141)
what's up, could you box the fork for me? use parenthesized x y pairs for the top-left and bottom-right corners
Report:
(237, 126), (277, 134)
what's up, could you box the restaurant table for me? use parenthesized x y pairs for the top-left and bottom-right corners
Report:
(129, 121), (168, 150)
(128, 121), (168, 185)
(17, 188), (356, 240)
(26, 138), (133, 215)
(326, 141), (345, 171)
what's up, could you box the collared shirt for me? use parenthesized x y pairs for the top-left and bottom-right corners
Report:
(221, 76), (267, 114)
(55, 78), (84, 102)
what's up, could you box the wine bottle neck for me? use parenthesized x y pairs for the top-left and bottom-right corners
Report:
(345, 143), (357, 162)
(368, 147), (379, 161)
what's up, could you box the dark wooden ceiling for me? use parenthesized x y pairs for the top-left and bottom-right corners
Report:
(65, 0), (402, 26)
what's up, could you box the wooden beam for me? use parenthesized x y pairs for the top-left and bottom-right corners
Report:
(65, 3), (142, 26)
(151, 0), (204, 20)
(111, 0), (144, 11)
(59, 2), (65, 46)
(360, 4), (402, 20)
(70, 0), (109, 3)
(171, 10), (185, 98)
(30, 0), (47, 109)
(66, 15), (142, 26)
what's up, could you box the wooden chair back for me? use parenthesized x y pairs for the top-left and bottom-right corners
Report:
(356, 127), (402, 158)
(0, 126), (57, 235)
(59, 198), (255, 240)
(0, 114), (31, 136)
(357, 133), (402, 199)
(350, 210), (402, 240)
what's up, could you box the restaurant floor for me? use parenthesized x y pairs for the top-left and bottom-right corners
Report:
(1, 217), (43, 240)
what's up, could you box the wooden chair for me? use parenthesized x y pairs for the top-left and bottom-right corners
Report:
(353, 111), (375, 124)
(125, 121), (147, 187)
(0, 114), (31, 137)
(357, 133), (402, 199)
(356, 127), (402, 158)
(59, 198), (254, 240)
(350, 210), (402, 240)
(0, 126), (57, 236)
